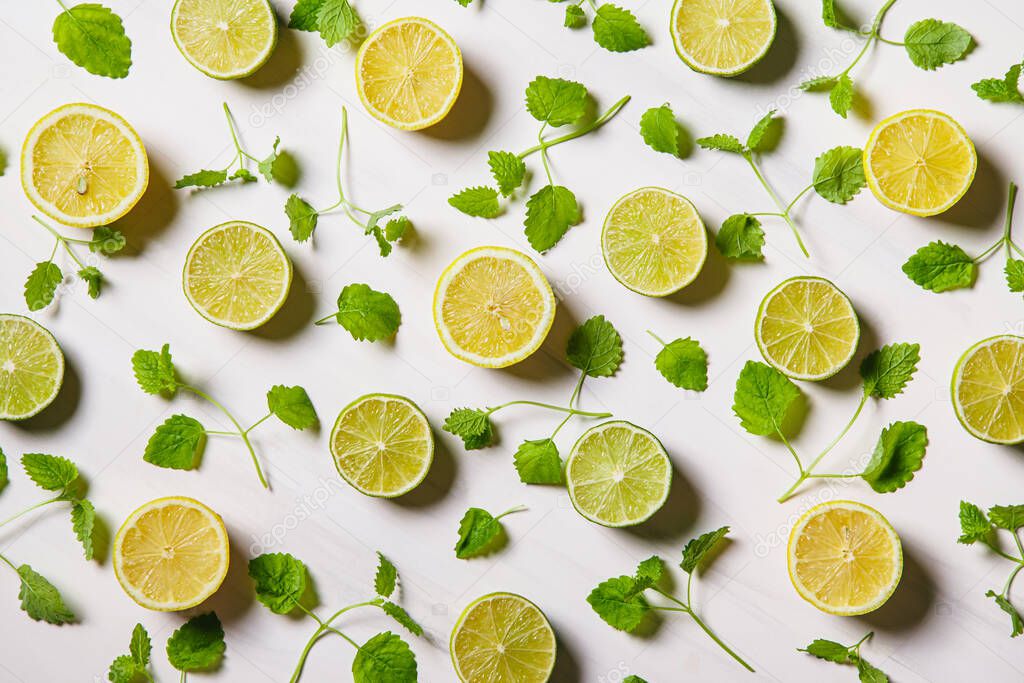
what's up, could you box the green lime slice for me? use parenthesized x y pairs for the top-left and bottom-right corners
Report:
(0, 314), (64, 421)
(952, 335), (1024, 445)
(170, 0), (277, 80)
(450, 592), (556, 683)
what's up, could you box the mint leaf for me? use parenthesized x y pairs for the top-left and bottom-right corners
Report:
(861, 421), (928, 493)
(1006, 259), (1024, 292)
(267, 385), (318, 430)
(957, 501), (991, 544)
(89, 226), (126, 254)
(285, 194), (319, 242)
(108, 624), (151, 683)
(681, 526), (729, 573)
(732, 361), (801, 436)
(455, 508), (504, 558)
(696, 134), (746, 155)
(587, 576), (649, 632)
(374, 552), (397, 598)
(857, 659), (889, 683)
(525, 76), (588, 127)
(973, 62), (1024, 104)
(564, 4), (586, 28)
(0, 448), (7, 493)
(317, 0), (359, 47)
(800, 75), (838, 91)
(21, 453), (78, 492)
(635, 556), (663, 586)
(230, 168), (257, 183)
(25, 261), (62, 311)
(381, 601), (423, 636)
(860, 343), (920, 399)
(17, 565), (74, 624)
(52, 3), (132, 78)
(746, 110), (776, 152)
(130, 623), (151, 668)
(813, 145), (865, 203)
(567, 315), (623, 377)
(257, 137), (281, 182)
(624, 677), (649, 683)
(449, 186), (501, 218)
(332, 283), (401, 342)
(524, 185), (580, 252)
(716, 214), (764, 260)
(653, 336), (708, 391)
(385, 216), (410, 243)
(801, 638), (852, 663)
(639, 104), (681, 156)
(820, 0), (848, 30)
(904, 19), (972, 70)
(829, 74), (854, 118)
(249, 552), (307, 614)
(513, 439), (563, 485)
(143, 415), (205, 470)
(592, 4), (649, 52)
(132, 344), (178, 395)
(78, 266), (103, 299)
(986, 590), (1024, 637)
(989, 505), (1024, 531)
(174, 169), (228, 189)
(488, 151), (526, 196)
(71, 500), (96, 560)
(443, 408), (493, 450)
(902, 241), (975, 292)
(352, 632), (417, 683)
(167, 612), (225, 672)
(289, 0), (325, 31)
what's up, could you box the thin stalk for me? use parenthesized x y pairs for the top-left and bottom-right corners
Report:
(32, 216), (87, 269)
(1003, 564), (1023, 597)
(1004, 182), (1019, 260)
(487, 400), (610, 418)
(0, 498), (62, 529)
(983, 540), (1024, 564)
(494, 505), (528, 521)
(222, 103), (254, 165)
(245, 413), (273, 434)
(784, 184), (815, 215)
(180, 672), (186, 683)
(0, 551), (17, 573)
(184, 385), (268, 488)
(744, 156), (809, 257)
(551, 371), (587, 439)
(517, 95), (631, 158)
(313, 313), (336, 325)
(841, 0), (898, 76)
(650, 587), (754, 672)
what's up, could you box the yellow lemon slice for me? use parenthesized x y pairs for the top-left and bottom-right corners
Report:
(0, 314), (64, 421)
(952, 335), (1024, 444)
(864, 109), (977, 216)
(670, 0), (777, 76)
(21, 103), (148, 228)
(113, 496), (230, 611)
(433, 246), (556, 368)
(451, 592), (556, 683)
(788, 500), (902, 616)
(171, 0), (278, 79)
(355, 17), (463, 131)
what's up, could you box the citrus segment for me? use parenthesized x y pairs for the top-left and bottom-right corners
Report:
(171, 0), (278, 79)
(952, 335), (1024, 444)
(0, 315), (64, 421)
(451, 592), (556, 683)
(670, 0), (777, 76)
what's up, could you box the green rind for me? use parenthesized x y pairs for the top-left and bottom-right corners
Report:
(951, 334), (1024, 445)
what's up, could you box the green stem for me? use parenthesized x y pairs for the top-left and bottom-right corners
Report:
(1003, 181), (1018, 260)
(245, 413), (273, 435)
(784, 183), (815, 215)
(646, 330), (667, 347)
(495, 505), (528, 521)
(183, 385), (269, 489)
(840, 0), (897, 76)
(180, 671), (187, 683)
(313, 313), (337, 326)
(0, 551), (16, 574)
(289, 625), (326, 683)
(1004, 563), (1024, 597)
(976, 239), (1005, 264)
(551, 371), (588, 439)
(517, 95), (631, 158)
(983, 539), (1024, 564)
(335, 107), (350, 203)
(32, 216), (87, 269)
(744, 155), (809, 257)
(0, 498), (62, 530)
(650, 588), (754, 672)
(222, 102), (248, 166)
(487, 400), (610, 419)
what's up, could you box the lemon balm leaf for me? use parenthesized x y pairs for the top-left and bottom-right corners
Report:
(267, 385), (318, 430)
(957, 501), (992, 544)
(634, 556), (663, 586)
(289, 0), (325, 31)
(132, 344), (179, 395)
(989, 505), (1024, 531)
(374, 552), (397, 598)
(653, 336), (708, 391)
(903, 19), (972, 70)
(567, 315), (623, 377)
(524, 185), (580, 252)
(326, 283), (401, 342)
(829, 74), (854, 118)
(449, 186), (501, 218)
(77, 266), (102, 299)
(861, 421), (928, 493)
(801, 638), (853, 663)
(381, 601), (423, 636)
(681, 526), (729, 573)
(285, 194), (319, 242)
(0, 449), (7, 493)
(564, 4), (586, 27)
(89, 226), (126, 254)
(513, 439), (563, 484)
(972, 62), (1024, 104)
(352, 632), (417, 683)
(174, 169), (228, 189)
(144, 415), (206, 470)
(1006, 259), (1024, 292)
(986, 590), (1024, 637)
(732, 361), (801, 436)
(71, 500), (96, 560)
(24, 261), (62, 312)
(17, 565), (75, 624)
(592, 4), (649, 52)
(587, 576), (650, 632)
(639, 104), (681, 156)
(317, 0), (359, 47)
(902, 241), (975, 292)
(812, 146), (866, 204)
(860, 343), (920, 399)
(716, 214), (765, 260)
(166, 612), (226, 672)
(696, 133), (746, 155)
(454, 508), (504, 558)
(525, 76), (588, 127)
(746, 110), (777, 152)
(21, 453), (78, 492)
(52, 3), (132, 79)
(249, 552), (308, 615)
(488, 151), (526, 196)
(443, 408), (494, 450)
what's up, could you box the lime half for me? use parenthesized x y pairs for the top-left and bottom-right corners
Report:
(566, 421), (672, 527)
(171, 0), (278, 79)
(755, 276), (860, 381)
(0, 315), (64, 421)
(330, 394), (434, 497)
(183, 221), (292, 331)
(670, 0), (777, 76)
(602, 187), (708, 296)
(952, 335), (1024, 445)
(451, 592), (556, 683)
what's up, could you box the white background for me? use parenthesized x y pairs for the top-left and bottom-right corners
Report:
(1, 0), (1023, 681)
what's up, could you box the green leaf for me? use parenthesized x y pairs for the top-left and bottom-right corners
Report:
(653, 337), (708, 391)
(317, 0), (359, 47)
(564, 4), (586, 28)
(696, 133), (746, 155)
(174, 169), (228, 189)
(800, 75), (838, 91)
(17, 565), (74, 624)
(385, 217), (410, 243)
(525, 76), (588, 126)
(331, 283), (401, 342)
(166, 612), (225, 672)
(229, 168), (258, 183)
(21, 453), (78, 492)
(567, 315), (623, 377)
(143, 415), (205, 470)
(813, 145), (866, 203)
(289, 0), (325, 31)
(904, 19), (972, 70)
(746, 110), (776, 152)
(449, 186), (501, 218)
(286, 194), (319, 242)
(381, 601), (423, 636)
(829, 74), (854, 118)
(681, 526), (729, 573)
(821, 0), (844, 30)
(71, 500), (96, 560)
(592, 4), (649, 52)
(130, 622), (151, 668)
(52, 3), (132, 78)
(986, 590), (1024, 637)
(257, 137), (281, 182)
(487, 151), (526, 196)
(716, 214), (764, 261)
(623, 677), (649, 683)
(860, 343), (920, 399)
(639, 104), (681, 156)
(801, 638), (852, 663)
(107, 655), (149, 683)
(131, 344), (178, 395)
(0, 448), (8, 493)
(902, 241), (976, 292)
(957, 501), (991, 544)
(374, 552), (398, 598)
(524, 185), (580, 252)
(443, 408), (494, 450)
(732, 361), (801, 436)
(513, 439), (563, 485)
(857, 659), (890, 683)
(635, 556), (663, 586)
(1006, 259), (1024, 292)
(587, 575), (649, 632)
(352, 632), (417, 683)
(972, 62), (1024, 104)
(267, 385), (318, 430)
(989, 505), (1024, 531)
(78, 266), (103, 299)
(25, 261), (62, 311)
(861, 421), (928, 493)
(248, 552), (307, 614)
(455, 508), (504, 558)
(90, 226), (126, 254)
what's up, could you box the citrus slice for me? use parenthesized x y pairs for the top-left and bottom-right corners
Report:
(21, 103), (149, 228)
(670, 0), (777, 76)
(451, 592), (556, 683)
(183, 221), (292, 331)
(355, 17), (463, 131)
(330, 394), (434, 497)
(433, 246), (556, 368)
(755, 276), (860, 381)
(864, 109), (977, 216)
(566, 421), (672, 527)
(952, 335), (1024, 445)
(788, 500), (902, 616)
(170, 0), (277, 79)
(113, 496), (230, 611)
(0, 315), (64, 421)
(601, 187), (708, 296)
